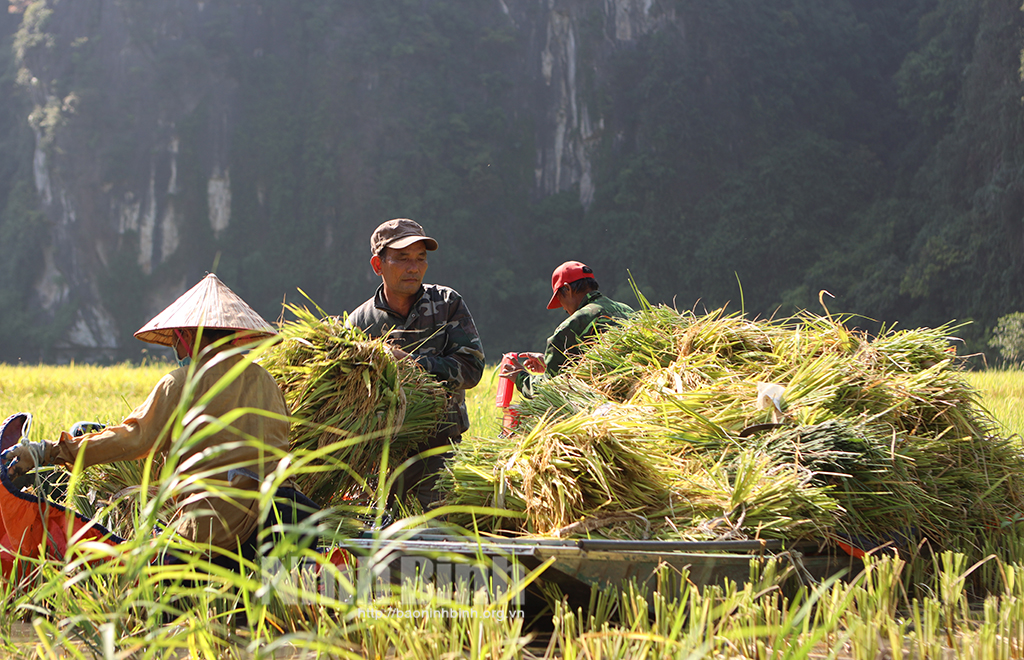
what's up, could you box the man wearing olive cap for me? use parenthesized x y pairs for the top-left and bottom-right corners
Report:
(1, 274), (316, 565)
(348, 219), (485, 508)
(505, 261), (633, 398)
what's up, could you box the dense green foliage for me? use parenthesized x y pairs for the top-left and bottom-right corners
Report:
(0, 0), (1021, 361)
(989, 311), (1024, 363)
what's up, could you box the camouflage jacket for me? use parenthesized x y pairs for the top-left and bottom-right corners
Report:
(515, 291), (633, 398)
(348, 284), (485, 434)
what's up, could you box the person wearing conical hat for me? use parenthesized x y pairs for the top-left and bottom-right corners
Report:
(1, 274), (316, 565)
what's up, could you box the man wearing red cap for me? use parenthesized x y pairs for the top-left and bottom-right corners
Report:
(348, 219), (485, 508)
(506, 261), (633, 398)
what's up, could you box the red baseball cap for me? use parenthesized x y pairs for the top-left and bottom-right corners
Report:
(547, 261), (595, 309)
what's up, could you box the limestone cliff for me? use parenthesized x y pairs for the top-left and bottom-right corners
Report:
(11, 0), (677, 360)
(6, 0), (1023, 361)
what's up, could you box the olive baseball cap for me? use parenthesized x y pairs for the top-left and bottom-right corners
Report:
(370, 218), (439, 256)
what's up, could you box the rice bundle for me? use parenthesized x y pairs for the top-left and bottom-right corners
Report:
(262, 304), (449, 505)
(445, 305), (1024, 562)
(440, 404), (842, 540)
(443, 419), (843, 539)
(440, 405), (688, 537)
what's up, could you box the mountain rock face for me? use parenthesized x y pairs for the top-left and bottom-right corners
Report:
(11, 0), (679, 360)
(3, 0), (1024, 362)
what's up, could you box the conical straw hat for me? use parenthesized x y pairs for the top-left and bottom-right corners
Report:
(134, 273), (277, 347)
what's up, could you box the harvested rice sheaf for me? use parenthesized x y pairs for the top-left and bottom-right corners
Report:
(445, 305), (1024, 563)
(262, 304), (448, 506)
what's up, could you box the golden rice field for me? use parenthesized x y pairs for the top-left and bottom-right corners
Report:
(0, 361), (169, 441)
(0, 361), (1023, 658)
(0, 362), (505, 447)
(966, 369), (1024, 439)
(2, 361), (1020, 444)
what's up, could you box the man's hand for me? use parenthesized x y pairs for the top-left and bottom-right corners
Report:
(520, 353), (545, 374)
(1, 441), (52, 480)
(499, 358), (524, 377)
(387, 343), (412, 360)
(500, 352), (544, 377)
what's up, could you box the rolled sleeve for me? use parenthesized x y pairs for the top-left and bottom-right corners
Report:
(51, 372), (182, 467)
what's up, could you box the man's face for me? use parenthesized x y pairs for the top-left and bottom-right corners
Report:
(556, 286), (576, 315)
(373, 242), (429, 298)
(173, 329), (194, 360)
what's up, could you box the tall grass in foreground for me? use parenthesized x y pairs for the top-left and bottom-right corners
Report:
(3, 361), (1024, 656)
(8, 513), (1024, 659)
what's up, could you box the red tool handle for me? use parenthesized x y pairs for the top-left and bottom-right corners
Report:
(496, 353), (519, 407)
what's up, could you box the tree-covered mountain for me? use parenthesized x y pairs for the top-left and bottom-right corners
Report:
(0, 0), (1021, 363)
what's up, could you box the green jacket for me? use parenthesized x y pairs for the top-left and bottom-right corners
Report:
(515, 291), (633, 398)
(348, 283), (485, 434)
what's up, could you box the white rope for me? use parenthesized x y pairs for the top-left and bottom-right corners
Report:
(21, 440), (47, 469)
